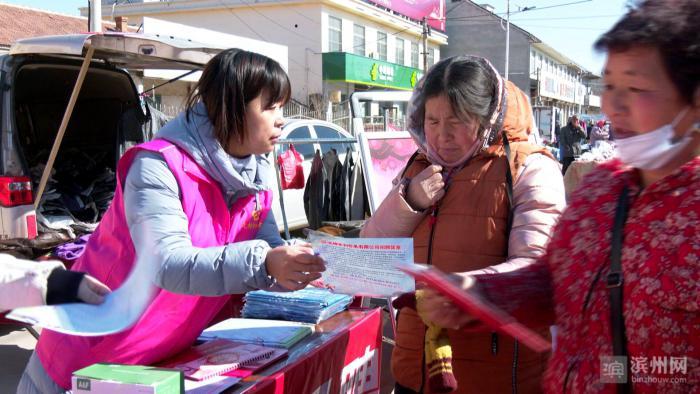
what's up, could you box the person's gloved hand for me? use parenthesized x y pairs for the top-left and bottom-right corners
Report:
(406, 164), (446, 211)
(47, 268), (111, 305)
(265, 243), (326, 291)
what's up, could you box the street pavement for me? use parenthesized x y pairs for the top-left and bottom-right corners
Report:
(0, 323), (38, 392)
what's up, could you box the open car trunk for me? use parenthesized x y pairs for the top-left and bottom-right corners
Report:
(0, 33), (220, 257)
(15, 60), (148, 240)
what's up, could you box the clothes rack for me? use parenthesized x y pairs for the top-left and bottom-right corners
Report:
(272, 137), (358, 239)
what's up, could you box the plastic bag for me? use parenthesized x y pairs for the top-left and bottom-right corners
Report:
(277, 144), (305, 189)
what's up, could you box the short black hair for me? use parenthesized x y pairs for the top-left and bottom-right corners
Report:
(594, 0), (700, 104)
(185, 49), (291, 147)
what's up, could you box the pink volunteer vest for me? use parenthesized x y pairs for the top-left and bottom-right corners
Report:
(36, 139), (272, 389)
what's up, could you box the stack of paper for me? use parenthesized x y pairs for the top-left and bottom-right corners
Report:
(199, 318), (314, 348)
(242, 288), (353, 324)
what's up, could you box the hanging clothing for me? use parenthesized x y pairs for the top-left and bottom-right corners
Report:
(304, 150), (328, 229)
(338, 149), (356, 221)
(349, 153), (368, 221)
(323, 149), (341, 222)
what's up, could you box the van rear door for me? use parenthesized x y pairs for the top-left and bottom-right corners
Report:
(10, 32), (221, 70)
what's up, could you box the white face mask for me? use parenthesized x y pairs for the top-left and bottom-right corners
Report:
(616, 108), (697, 170)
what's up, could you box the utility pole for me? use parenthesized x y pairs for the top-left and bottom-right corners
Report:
(422, 17), (429, 71)
(505, 0), (510, 80)
(505, 3), (535, 81)
(88, 0), (102, 32)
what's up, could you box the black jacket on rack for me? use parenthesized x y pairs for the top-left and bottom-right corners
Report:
(324, 149), (342, 222)
(303, 148), (368, 229)
(338, 148), (355, 221)
(303, 150), (327, 230)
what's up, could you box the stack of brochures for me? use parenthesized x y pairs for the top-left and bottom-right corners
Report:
(242, 288), (353, 324)
(199, 318), (314, 348)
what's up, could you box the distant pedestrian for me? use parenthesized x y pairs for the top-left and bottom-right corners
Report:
(590, 119), (610, 146)
(559, 114), (587, 174)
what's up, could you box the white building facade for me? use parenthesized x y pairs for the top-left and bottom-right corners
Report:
(529, 43), (600, 124)
(92, 0), (448, 107)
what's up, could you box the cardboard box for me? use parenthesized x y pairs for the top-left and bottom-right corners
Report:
(72, 363), (184, 394)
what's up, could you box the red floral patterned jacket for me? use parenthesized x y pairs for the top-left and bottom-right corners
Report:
(477, 157), (699, 393)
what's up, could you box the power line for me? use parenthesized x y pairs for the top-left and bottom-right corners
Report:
(516, 24), (608, 31)
(220, 1), (267, 41)
(217, 1), (325, 79)
(519, 0), (593, 13)
(441, 0), (593, 21)
(216, 1), (428, 73)
(238, 0), (320, 44)
(446, 0), (469, 16)
(510, 14), (621, 21)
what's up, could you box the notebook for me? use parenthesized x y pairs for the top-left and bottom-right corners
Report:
(171, 339), (276, 381)
(182, 348), (288, 393)
(397, 264), (551, 353)
(200, 318), (314, 348)
(224, 347), (288, 378)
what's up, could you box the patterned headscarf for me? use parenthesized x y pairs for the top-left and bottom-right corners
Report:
(407, 55), (508, 168)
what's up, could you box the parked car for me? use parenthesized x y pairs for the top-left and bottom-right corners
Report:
(0, 33), (219, 242)
(271, 119), (356, 233)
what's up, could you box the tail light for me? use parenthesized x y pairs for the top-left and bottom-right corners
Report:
(0, 176), (34, 207)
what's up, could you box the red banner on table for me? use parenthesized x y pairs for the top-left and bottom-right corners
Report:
(243, 308), (382, 394)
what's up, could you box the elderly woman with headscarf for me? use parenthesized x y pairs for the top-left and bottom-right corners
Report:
(360, 55), (566, 393)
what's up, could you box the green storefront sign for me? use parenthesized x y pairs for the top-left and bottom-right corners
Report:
(322, 52), (422, 90)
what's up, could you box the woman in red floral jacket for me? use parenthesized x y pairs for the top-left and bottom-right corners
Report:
(420, 1), (699, 392)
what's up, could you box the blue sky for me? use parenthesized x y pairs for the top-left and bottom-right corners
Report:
(5, 0), (629, 74)
(468, 0), (631, 73)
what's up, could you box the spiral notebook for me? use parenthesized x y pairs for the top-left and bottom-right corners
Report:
(171, 339), (276, 381)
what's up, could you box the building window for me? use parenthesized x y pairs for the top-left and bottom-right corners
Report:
(377, 31), (387, 61)
(411, 42), (419, 68)
(395, 38), (405, 65)
(328, 16), (342, 52)
(353, 24), (365, 56)
(427, 47), (435, 66)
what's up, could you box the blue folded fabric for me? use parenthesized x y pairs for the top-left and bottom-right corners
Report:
(242, 288), (353, 324)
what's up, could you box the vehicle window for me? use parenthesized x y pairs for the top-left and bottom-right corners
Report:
(280, 126), (314, 159)
(315, 125), (355, 155)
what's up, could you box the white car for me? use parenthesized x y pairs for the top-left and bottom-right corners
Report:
(270, 119), (356, 234)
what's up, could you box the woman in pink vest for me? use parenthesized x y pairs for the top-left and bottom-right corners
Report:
(18, 49), (326, 393)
